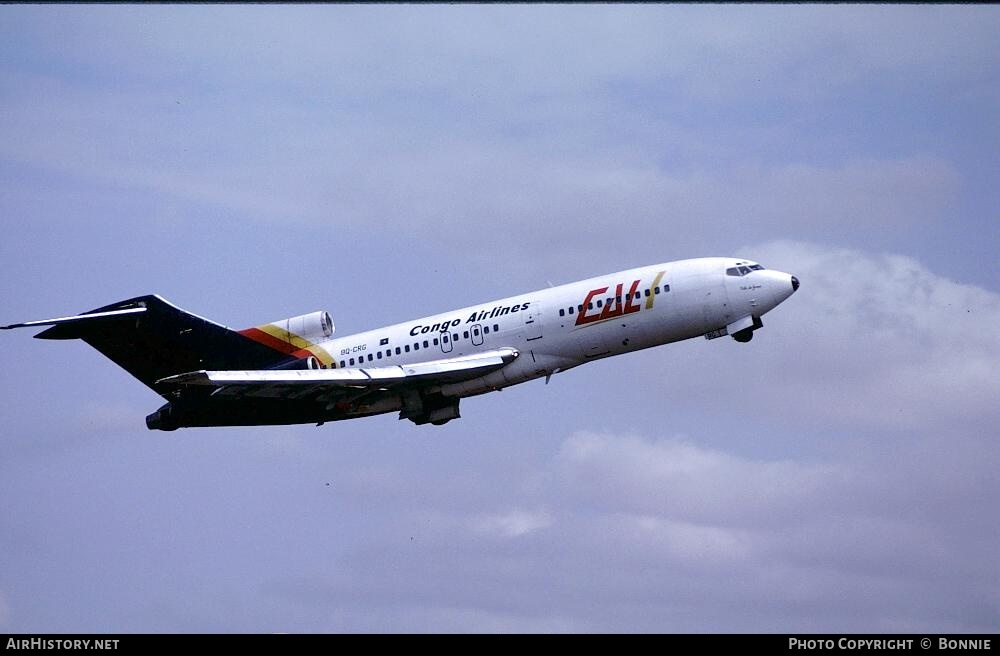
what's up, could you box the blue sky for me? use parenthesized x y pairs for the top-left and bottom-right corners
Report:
(1, 5), (998, 632)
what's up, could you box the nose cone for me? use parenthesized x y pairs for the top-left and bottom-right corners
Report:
(766, 271), (799, 308)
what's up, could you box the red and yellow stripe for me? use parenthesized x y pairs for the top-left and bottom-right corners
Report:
(239, 324), (337, 368)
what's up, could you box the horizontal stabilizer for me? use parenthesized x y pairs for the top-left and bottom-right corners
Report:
(1, 307), (147, 335)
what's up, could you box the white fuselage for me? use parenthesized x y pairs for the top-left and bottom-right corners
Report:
(311, 257), (797, 412)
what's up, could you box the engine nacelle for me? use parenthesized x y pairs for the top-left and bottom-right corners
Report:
(252, 310), (334, 344)
(146, 404), (178, 431)
(285, 310), (334, 342)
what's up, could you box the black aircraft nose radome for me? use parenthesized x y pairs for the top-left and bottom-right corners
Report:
(791, 276), (800, 292)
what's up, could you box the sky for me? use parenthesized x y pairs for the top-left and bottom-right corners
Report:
(1, 5), (998, 633)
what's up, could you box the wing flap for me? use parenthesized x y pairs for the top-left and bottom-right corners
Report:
(156, 348), (519, 398)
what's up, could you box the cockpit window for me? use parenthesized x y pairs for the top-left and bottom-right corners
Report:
(726, 263), (766, 277)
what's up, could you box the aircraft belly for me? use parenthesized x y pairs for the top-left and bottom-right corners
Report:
(438, 351), (576, 397)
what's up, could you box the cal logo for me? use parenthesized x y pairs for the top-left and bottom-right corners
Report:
(575, 280), (642, 326)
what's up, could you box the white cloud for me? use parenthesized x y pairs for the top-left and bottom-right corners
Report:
(739, 240), (1000, 431)
(623, 241), (1000, 434)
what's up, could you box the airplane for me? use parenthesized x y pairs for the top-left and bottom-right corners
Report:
(2, 257), (798, 430)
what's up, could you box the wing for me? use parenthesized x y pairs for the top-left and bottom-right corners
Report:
(155, 348), (519, 399)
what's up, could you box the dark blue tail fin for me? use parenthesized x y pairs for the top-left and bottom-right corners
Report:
(28, 295), (290, 391)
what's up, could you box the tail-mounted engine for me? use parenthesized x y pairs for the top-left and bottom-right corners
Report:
(241, 310), (334, 347)
(238, 310), (336, 367)
(273, 311), (334, 343)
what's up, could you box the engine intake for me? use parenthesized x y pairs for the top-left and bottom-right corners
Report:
(282, 311), (334, 342)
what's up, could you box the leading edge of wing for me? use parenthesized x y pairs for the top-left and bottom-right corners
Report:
(155, 348), (520, 390)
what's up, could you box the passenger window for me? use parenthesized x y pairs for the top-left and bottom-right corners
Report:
(349, 358), (355, 365)
(596, 300), (603, 308)
(453, 333), (459, 341)
(654, 287), (660, 294)
(423, 340), (429, 348)
(463, 331), (469, 339)
(405, 345), (410, 353)
(568, 306), (574, 315)
(493, 324), (499, 331)
(386, 350), (391, 357)
(443, 334), (449, 343)
(339, 360), (345, 368)
(433, 338), (439, 345)
(414, 343), (420, 350)
(484, 326), (489, 334)
(644, 289), (650, 297)
(559, 308), (565, 317)
(663, 284), (670, 292)
(376, 351), (382, 360)
(578, 304), (584, 312)
(368, 354), (373, 362)
(395, 347), (401, 355)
